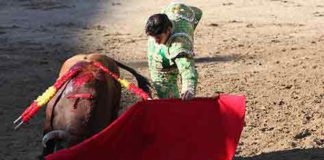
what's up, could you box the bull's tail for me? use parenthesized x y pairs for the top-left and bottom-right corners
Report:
(113, 60), (152, 96)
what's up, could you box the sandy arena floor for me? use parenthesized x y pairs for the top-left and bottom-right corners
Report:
(0, 0), (323, 159)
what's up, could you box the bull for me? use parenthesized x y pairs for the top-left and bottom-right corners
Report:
(40, 53), (151, 157)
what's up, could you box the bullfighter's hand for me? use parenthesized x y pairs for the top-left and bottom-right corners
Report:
(181, 90), (194, 101)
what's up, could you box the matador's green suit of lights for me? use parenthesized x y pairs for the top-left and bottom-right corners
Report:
(147, 3), (202, 98)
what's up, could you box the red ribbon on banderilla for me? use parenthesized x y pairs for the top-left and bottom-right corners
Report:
(13, 61), (151, 130)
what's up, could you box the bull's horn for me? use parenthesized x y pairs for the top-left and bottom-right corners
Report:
(42, 130), (70, 148)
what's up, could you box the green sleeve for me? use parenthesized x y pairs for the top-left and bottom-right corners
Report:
(189, 6), (203, 29)
(174, 56), (198, 95)
(167, 36), (193, 59)
(147, 39), (153, 72)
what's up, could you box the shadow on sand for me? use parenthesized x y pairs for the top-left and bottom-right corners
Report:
(234, 148), (324, 160)
(127, 54), (240, 68)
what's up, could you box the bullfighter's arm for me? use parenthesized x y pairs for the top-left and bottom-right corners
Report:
(174, 56), (198, 97)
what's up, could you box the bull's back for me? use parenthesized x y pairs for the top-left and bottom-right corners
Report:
(52, 78), (113, 141)
(59, 53), (120, 78)
(44, 54), (122, 146)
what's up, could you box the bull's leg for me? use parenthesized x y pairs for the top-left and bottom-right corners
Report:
(112, 92), (121, 120)
(54, 139), (69, 152)
(112, 101), (120, 120)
